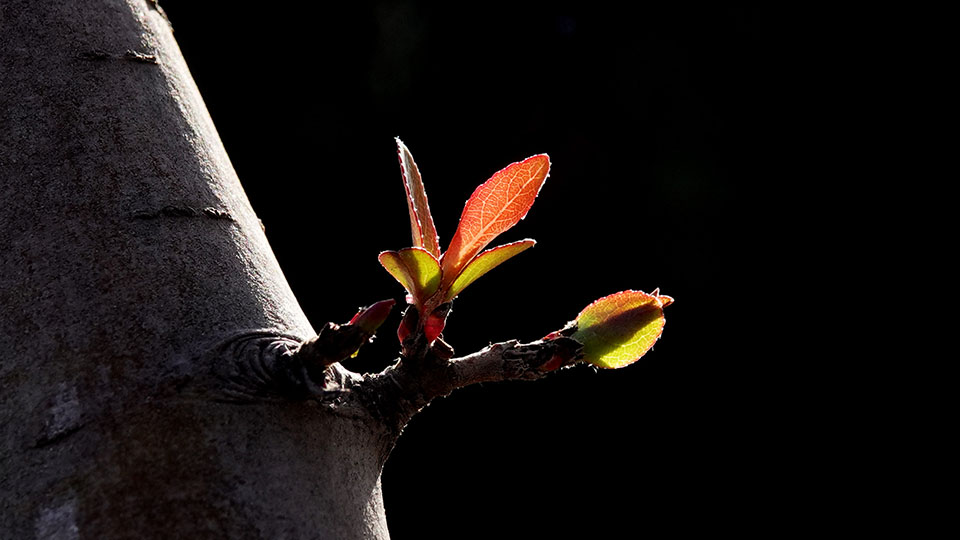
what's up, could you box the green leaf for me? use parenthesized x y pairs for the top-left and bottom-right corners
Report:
(570, 290), (672, 369)
(378, 247), (442, 304)
(444, 239), (535, 301)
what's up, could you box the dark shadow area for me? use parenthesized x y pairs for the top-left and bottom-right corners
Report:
(156, 2), (817, 538)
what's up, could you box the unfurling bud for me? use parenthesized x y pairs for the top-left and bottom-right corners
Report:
(346, 299), (396, 335)
(423, 302), (452, 343)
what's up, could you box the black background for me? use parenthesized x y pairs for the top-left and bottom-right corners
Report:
(157, 2), (811, 537)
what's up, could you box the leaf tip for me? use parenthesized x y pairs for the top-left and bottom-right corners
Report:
(530, 153), (550, 165)
(649, 288), (674, 307)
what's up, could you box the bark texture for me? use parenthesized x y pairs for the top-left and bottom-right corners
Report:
(0, 1), (391, 538)
(0, 2), (579, 538)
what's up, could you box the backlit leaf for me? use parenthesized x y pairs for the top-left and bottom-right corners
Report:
(346, 298), (396, 334)
(378, 247), (442, 304)
(379, 251), (417, 298)
(346, 298), (396, 357)
(441, 154), (550, 287)
(571, 290), (671, 369)
(444, 239), (535, 301)
(397, 138), (441, 257)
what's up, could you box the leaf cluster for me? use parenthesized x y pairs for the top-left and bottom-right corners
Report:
(365, 139), (672, 369)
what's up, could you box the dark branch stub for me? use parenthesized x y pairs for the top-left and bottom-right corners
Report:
(293, 322), (368, 381)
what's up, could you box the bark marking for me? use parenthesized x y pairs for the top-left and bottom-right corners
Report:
(130, 206), (234, 222)
(35, 499), (79, 540)
(35, 383), (83, 448)
(77, 50), (159, 64)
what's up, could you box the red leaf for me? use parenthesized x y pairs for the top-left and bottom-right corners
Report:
(397, 138), (441, 257)
(441, 154), (550, 287)
(346, 299), (396, 334)
(398, 311), (416, 343)
(424, 309), (447, 343)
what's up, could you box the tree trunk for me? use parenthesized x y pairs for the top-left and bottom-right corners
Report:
(1, 1), (392, 537)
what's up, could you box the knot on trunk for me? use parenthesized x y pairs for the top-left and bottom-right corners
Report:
(209, 329), (361, 403)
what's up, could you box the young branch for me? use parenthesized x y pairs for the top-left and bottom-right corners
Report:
(209, 318), (582, 434)
(356, 336), (583, 431)
(450, 337), (583, 385)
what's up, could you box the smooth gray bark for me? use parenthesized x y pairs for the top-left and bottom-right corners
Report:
(0, 2), (580, 538)
(1, 1), (391, 537)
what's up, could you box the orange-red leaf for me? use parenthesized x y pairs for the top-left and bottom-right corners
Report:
(443, 239), (535, 301)
(441, 154), (550, 287)
(397, 138), (441, 257)
(570, 290), (671, 369)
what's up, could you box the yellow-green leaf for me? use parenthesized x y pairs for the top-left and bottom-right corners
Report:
(378, 247), (442, 303)
(444, 239), (535, 301)
(571, 290), (672, 369)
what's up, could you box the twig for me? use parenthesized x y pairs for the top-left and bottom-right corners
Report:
(357, 336), (583, 431)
